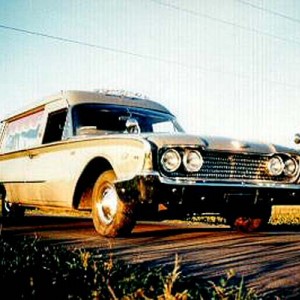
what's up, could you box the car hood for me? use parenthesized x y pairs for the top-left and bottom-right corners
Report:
(145, 133), (297, 154)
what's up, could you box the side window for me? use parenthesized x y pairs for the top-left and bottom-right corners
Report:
(42, 109), (68, 144)
(1, 110), (44, 153)
(0, 122), (5, 142)
(0, 122), (6, 152)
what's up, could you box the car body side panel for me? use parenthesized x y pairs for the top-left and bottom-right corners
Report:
(0, 136), (149, 208)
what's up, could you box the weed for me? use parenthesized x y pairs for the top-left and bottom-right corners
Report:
(0, 237), (267, 299)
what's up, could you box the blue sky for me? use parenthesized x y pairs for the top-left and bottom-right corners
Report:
(0, 0), (300, 147)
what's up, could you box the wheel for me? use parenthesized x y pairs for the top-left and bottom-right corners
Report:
(91, 170), (136, 237)
(1, 189), (8, 217)
(1, 197), (10, 217)
(226, 205), (271, 233)
(0, 189), (25, 218)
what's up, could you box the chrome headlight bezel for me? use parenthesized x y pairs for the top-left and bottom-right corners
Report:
(160, 149), (181, 172)
(183, 150), (203, 172)
(267, 155), (284, 176)
(284, 157), (298, 177)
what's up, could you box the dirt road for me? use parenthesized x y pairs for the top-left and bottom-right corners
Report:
(1, 215), (300, 298)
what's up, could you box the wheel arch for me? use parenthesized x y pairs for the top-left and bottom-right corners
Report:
(73, 157), (113, 210)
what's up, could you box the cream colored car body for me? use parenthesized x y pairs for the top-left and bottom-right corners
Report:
(1, 90), (300, 234)
(0, 138), (149, 206)
(0, 91), (153, 211)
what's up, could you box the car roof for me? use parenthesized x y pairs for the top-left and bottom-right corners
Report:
(66, 90), (172, 114)
(1, 90), (173, 122)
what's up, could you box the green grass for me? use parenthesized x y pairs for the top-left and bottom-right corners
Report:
(0, 236), (266, 300)
(186, 206), (300, 227)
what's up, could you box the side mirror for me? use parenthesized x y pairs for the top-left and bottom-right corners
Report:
(294, 133), (300, 144)
(125, 118), (141, 134)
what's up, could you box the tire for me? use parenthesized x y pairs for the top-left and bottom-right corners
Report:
(226, 205), (271, 233)
(91, 170), (136, 237)
(0, 189), (25, 218)
(0, 189), (7, 217)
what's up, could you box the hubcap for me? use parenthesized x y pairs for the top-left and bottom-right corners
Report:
(96, 185), (118, 225)
(4, 201), (11, 213)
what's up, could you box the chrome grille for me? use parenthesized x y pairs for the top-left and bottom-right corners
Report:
(160, 150), (294, 183)
(195, 152), (270, 181)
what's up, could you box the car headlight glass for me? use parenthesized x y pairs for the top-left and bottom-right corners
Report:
(267, 156), (284, 176)
(284, 158), (298, 177)
(161, 149), (181, 172)
(183, 150), (203, 172)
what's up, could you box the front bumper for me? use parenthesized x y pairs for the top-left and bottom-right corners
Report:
(115, 173), (300, 206)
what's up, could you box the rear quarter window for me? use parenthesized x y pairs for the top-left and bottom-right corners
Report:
(0, 122), (5, 143)
(1, 110), (44, 153)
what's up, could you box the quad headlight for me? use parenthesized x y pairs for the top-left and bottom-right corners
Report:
(267, 155), (299, 177)
(183, 150), (203, 172)
(267, 156), (284, 176)
(284, 157), (298, 177)
(161, 149), (181, 172)
(161, 148), (203, 173)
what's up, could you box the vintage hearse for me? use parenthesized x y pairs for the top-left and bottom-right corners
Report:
(0, 90), (300, 236)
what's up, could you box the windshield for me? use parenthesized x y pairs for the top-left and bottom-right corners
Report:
(72, 104), (184, 135)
